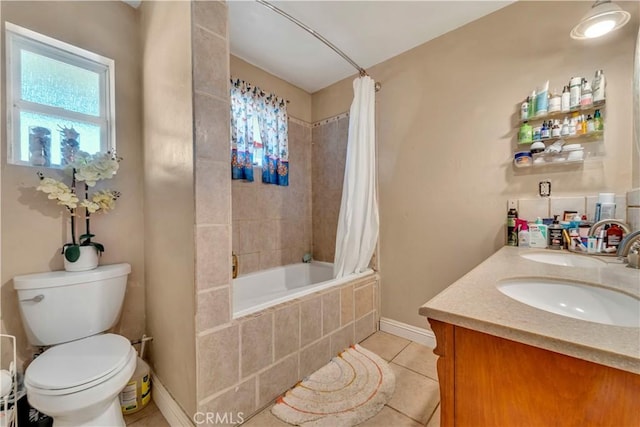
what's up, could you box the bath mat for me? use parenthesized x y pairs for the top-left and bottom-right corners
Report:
(271, 344), (395, 426)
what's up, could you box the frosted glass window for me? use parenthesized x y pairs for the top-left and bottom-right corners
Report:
(6, 23), (115, 168)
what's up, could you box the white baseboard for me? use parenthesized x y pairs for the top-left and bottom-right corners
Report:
(152, 372), (193, 426)
(379, 317), (436, 348)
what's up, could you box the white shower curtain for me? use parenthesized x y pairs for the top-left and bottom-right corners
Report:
(333, 76), (379, 279)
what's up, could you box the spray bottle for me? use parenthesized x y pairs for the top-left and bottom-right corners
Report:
(507, 201), (518, 246)
(516, 219), (529, 247)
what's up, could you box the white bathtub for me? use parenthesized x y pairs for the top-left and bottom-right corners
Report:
(233, 261), (373, 318)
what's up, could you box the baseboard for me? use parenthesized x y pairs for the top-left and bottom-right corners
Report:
(379, 317), (436, 348)
(152, 372), (193, 426)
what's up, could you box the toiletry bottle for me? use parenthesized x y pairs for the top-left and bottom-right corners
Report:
(561, 117), (570, 136)
(561, 85), (571, 112)
(548, 216), (563, 250)
(507, 203), (518, 246)
(551, 120), (561, 138)
(529, 218), (548, 249)
(549, 89), (561, 113)
(586, 114), (595, 133)
(569, 118), (577, 136)
(593, 70), (605, 105)
(516, 219), (529, 247)
(519, 122), (533, 144)
(528, 90), (536, 119)
(606, 224), (623, 250)
(580, 80), (593, 108)
(541, 121), (549, 139)
(594, 109), (603, 131)
(580, 114), (587, 135)
(569, 77), (582, 110)
(521, 97), (529, 121)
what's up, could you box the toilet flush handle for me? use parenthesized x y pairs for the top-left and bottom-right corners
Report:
(20, 294), (44, 303)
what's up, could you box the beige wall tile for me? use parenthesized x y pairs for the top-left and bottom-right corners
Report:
(300, 297), (322, 347)
(197, 287), (231, 332)
(322, 290), (340, 335)
(330, 323), (354, 356)
(196, 159), (230, 225)
(340, 285), (354, 326)
(274, 305), (300, 360)
(260, 250), (285, 270)
(196, 225), (231, 291)
(192, 25), (228, 99)
(517, 198), (549, 222)
(627, 207), (640, 232)
(241, 313), (274, 377)
(194, 91), (230, 161)
(198, 325), (239, 397)
(586, 196), (599, 221)
(355, 312), (376, 343)
(615, 194), (627, 222)
(354, 284), (374, 319)
(549, 197), (586, 219)
(299, 336), (331, 379)
(192, 0), (227, 38)
(628, 189), (640, 207)
(239, 252), (260, 275)
(198, 377), (255, 427)
(258, 355), (299, 408)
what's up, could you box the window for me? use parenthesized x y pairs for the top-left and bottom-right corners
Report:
(6, 23), (115, 168)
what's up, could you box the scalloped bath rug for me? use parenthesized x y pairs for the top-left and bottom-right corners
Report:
(271, 344), (395, 426)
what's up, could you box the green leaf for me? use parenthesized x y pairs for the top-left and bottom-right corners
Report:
(93, 243), (105, 253)
(79, 233), (95, 240)
(64, 245), (81, 262)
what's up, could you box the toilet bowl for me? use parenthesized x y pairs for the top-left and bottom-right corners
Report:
(25, 334), (137, 427)
(13, 263), (133, 426)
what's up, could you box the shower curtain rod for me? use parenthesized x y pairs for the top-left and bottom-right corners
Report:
(255, 0), (381, 91)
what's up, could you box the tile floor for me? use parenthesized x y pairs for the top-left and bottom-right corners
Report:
(126, 331), (441, 427)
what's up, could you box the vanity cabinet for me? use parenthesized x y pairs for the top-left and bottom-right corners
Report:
(429, 319), (640, 427)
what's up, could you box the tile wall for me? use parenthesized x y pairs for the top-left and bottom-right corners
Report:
(232, 118), (313, 274)
(312, 113), (349, 262)
(516, 194), (628, 224)
(197, 273), (380, 424)
(627, 189), (640, 232)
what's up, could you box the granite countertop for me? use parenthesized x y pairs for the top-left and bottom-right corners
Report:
(419, 246), (640, 374)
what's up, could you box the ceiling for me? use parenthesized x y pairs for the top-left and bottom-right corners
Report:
(228, 1), (515, 93)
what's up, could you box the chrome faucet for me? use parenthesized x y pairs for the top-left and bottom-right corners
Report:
(617, 230), (640, 259)
(588, 219), (631, 236)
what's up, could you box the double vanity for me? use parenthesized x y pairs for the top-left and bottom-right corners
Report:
(420, 247), (640, 426)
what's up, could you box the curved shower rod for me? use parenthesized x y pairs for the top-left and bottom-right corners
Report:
(255, 0), (382, 91)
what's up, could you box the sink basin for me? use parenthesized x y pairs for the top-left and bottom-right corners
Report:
(497, 278), (640, 327)
(520, 252), (607, 268)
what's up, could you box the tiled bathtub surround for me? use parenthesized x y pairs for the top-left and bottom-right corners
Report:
(628, 188), (640, 232)
(232, 118), (312, 274)
(312, 114), (349, 262)
(197, 273), (380, 422)
(516, 194), (628, 223)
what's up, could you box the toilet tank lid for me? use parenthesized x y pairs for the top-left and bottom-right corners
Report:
(13, 263), (131, 290)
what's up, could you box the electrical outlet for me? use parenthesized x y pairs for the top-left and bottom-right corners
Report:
(539, 180), (551, 197)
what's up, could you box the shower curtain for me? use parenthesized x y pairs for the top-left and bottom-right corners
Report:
(333, 76), (379, 279)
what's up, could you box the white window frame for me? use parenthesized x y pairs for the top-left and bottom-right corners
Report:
(5, 22), (116, 168)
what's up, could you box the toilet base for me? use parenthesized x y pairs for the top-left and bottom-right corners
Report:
(52, 398), (124, 427)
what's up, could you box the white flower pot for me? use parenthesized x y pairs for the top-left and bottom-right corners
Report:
(64, 246), (99, 272)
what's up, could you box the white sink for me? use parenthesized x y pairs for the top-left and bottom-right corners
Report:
(520, 252), (607, 268)
(497, 278), (640, 327)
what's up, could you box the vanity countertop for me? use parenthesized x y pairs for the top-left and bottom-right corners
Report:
(419, 246), (640, 374)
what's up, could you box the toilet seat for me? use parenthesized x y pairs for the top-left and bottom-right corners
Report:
(25, 334), (133, 396)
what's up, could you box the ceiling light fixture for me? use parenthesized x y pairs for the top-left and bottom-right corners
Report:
(570, 0), (630, 40)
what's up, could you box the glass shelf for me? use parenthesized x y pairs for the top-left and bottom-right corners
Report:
(520, 101), (605, 124)
(518, 130), (603, 145)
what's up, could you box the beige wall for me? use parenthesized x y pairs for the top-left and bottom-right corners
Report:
(231, 55), (312, 123)
(140, 0), (196, 416)
(0, 1), (144, 361)
(313, 1), (639, 329)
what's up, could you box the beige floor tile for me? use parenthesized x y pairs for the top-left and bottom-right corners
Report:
(243, 405), (291, 427)
(359, 331), (410, 361)
(392, 342), (439, 381)
(124, 400), (159, 425)
(425, 404), (441, 427)
(387, 363), (440, 424)
(125, 403), (170, 427)
(357, 406), (423, 426)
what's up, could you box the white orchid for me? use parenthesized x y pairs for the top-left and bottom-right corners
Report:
(36, 148), (122, 262)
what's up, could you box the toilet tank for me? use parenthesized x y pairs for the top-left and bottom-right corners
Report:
(13, 263), (131, 346)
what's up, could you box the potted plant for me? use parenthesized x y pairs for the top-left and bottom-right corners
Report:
(36, 150), (121, 271)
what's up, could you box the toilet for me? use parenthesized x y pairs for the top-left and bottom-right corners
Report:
(13, 263), (136, 427)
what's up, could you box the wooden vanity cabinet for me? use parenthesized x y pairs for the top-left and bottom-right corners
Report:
(429, 319), (640, 427)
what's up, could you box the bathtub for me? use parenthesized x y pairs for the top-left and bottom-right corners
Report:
(233, 261), (374, 318)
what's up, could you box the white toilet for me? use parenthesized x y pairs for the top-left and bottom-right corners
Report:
(13, 263), (136, 427)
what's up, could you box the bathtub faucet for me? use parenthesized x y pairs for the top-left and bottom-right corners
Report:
(302, 253), (312, 263)
(232, 252), (238, 278)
